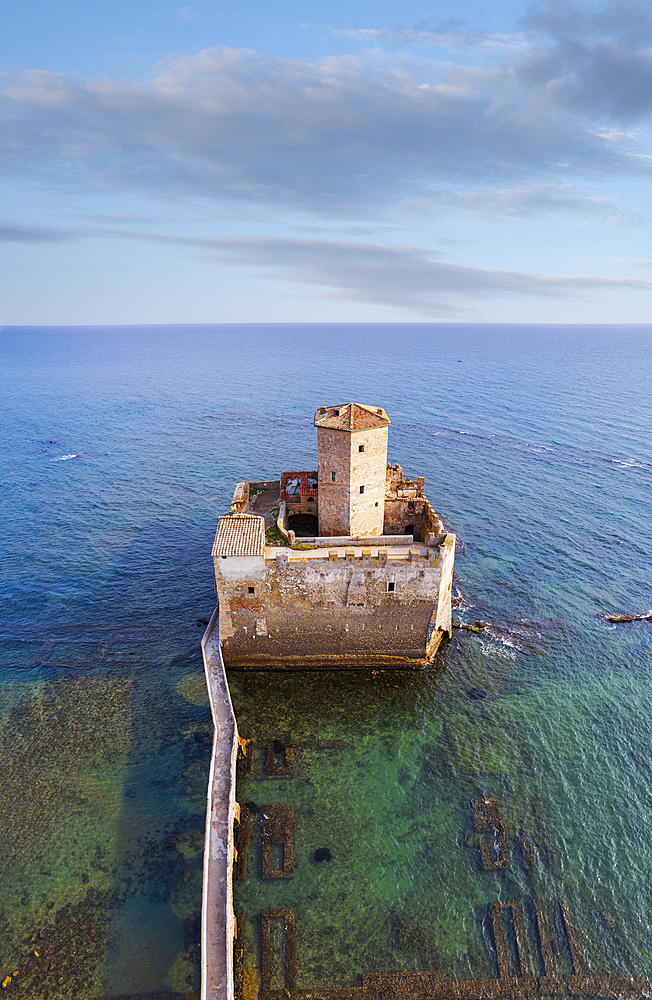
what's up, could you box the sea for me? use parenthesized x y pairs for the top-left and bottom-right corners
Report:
(1, 323), (651, 999)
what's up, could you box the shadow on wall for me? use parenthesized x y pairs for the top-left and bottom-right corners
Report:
(288, 513), (319, 538)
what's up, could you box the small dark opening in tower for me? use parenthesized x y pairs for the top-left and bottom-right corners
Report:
(248, 586), (255, 595)
(331, 471), (336, 482)
(387, 581), (396, 593)
(333, 409), (340, 416)
(360, 485), (364, 494)
(359, 444), (365, 452)
(405, 525), (414, 535)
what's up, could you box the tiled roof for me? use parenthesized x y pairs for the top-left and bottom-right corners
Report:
(212, 515), (266, 558)
(314, 403), (391, 431)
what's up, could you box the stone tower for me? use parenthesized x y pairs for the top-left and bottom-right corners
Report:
(314, 403), (391, 537)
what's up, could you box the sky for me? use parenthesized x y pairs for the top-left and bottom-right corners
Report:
(2, 0), (652, 324)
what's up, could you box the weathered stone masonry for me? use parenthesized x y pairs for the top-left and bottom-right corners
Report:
(214, 536), (454, 669)
(315, 404), (390, 538)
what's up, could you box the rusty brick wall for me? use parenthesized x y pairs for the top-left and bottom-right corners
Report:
(317, 426), (388, 537)
(316, 427), (351, 535)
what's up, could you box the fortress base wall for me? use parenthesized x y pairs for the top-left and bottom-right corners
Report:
(215, 537), (455, 670)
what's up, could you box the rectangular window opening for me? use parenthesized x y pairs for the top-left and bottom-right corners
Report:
(333, 409), (340, 416)
(331, 471), (336, 482)
(360, 485), (365, 494)
(359, 444), (365, 452)
(248, 586), (255, 595)
(387, 581), (396, 593)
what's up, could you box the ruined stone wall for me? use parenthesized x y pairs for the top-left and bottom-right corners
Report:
(383, 498), (425, 539)
(215, 543), (454, 669)
(421, 499), (443, 545)
(286, 497), (318, 515)
(317, 426), (387, 537)
(383, 490), (443, 545)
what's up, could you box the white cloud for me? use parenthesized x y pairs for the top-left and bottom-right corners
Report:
(595, 127), (643, 141)
(1, 35), (651, 221)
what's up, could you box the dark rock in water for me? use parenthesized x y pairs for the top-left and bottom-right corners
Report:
(604, 613), (652, 623)
(314, 847), (332, 863)
(467, 687), (487, 701)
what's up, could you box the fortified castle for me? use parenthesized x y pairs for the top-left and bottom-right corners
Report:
(211, 402), (455, 669)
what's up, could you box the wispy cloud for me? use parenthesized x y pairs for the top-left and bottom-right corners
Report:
(331, 26), (529, 54)
(0, 222), (73, 242)
(177, 6), (197, 23)
(607, 257), (652, 265)
(4, 220), (643, 313)
(75, 212), (160, 224)
(412, 184), (640, 220)
(194, 236), (648, 314)
(97, 231), (652, 314)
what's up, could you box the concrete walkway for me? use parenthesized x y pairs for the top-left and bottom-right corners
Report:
(201, 608), (238, 1000)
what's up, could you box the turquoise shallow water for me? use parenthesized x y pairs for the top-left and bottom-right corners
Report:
(1, 324), (651, 996)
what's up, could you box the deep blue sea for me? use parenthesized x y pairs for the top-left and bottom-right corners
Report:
(1, 323), (651, 998)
